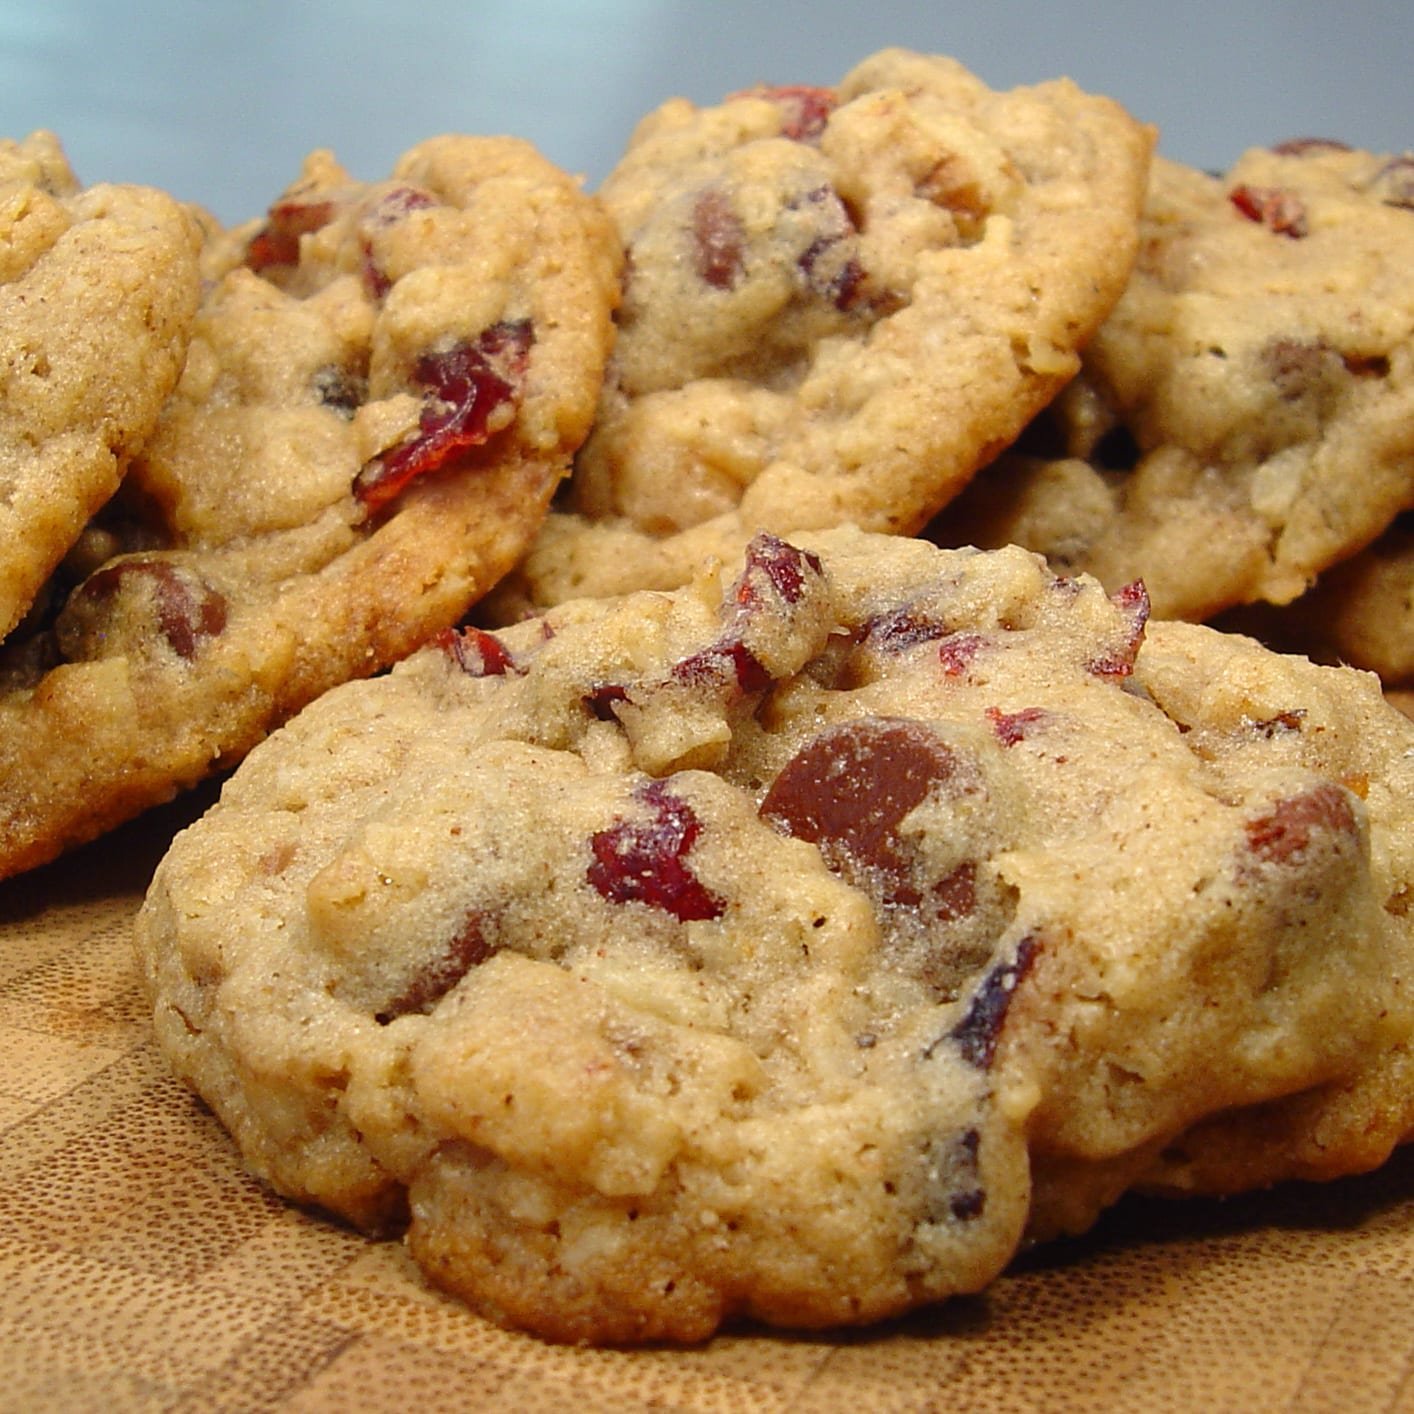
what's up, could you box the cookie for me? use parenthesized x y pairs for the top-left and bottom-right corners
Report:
(0, 130), (202, 641)
(0, 134), (620, 879)
(931, 143), (1414, 621)
(136, 527), (1414, 1344)
(1214, 514), (1414, 689)
(485, 47), (1152, 617)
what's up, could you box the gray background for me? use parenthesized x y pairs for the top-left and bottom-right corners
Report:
(0, 0), (1408, 224)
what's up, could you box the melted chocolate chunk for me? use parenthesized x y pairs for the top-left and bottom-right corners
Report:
(940, 934), (1039, 1068)
(376, 911), (497, 1022)
(67, 559), (228, 661)
(760, 716), (966, 906)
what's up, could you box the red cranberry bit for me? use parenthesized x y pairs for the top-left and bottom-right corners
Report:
(1087, 580), (1150, 678)
(1229, 184), (1309, 238)
(692, 188), (746, 291)
(1270, 138), (1352, 156)
(434, 625), (518, 677)
(1244, 783), (1357, 865)
(359, 185), (438, 299)
(938, 934), (1039, 1069)
(588, 780), (725, 922)
(78, 560), (227, 660)
(734, 532), (825, 610)
(245, 197), (338, 273)
(728, 84), (838, 142)
(376, 911), (497, 1022)
(986, 706), (1048, 746)
(760, 716), (964, 907)
(353, 320), (533, 514)
(1246, 709), (1305, 739)
(937, 632), (986, 678)
(664, 533), (823, 695)
(584, 682), (631, 720)
(670, 639), (771, 694)
(862, 605), (949, 653)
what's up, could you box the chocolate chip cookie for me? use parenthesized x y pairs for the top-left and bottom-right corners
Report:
(932, 143), (1414, 621)
(0, 134), (619, 878)
(0, 130), (202, 641)
(487, 48), (1152, 616)
(136, 527), (1414, 1343)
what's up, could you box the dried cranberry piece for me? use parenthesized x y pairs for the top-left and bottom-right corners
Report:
(353, 319), (533, 514)
(1229, 184), (1309, 237)
(584, 682), (631, 720)
(1087, 580), (1150, 678)
(1244, 783), (1357, 865)
(434, 625), (518, 677)
(862, 605), (949, 653)
(75, 559), (227, 660)
(760, 717), (964, 906)
(245, 197), (338, 273)
(588, 780), (725, 922)
(662, 533), (824, 697)
(376, 911), (496, 1022)
(671, 639), (771, 694)
(692, 188), (746, 291)
(728, 84), (838, 142)
(937, 632), (987, 677)
(1270, 137), (1352, 156)
(358, 185), (438, 298)
(985, 706), (1048, 746)
(734, 532), (824, 609)
(939, 934), (1039, 1068)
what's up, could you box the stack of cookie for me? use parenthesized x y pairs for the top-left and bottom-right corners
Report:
(7, 47), (1414, 1345)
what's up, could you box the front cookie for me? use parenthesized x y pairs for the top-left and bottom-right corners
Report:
(137, 528), (1414, 1344)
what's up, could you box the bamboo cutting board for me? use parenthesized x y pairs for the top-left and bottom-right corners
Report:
(2, 792), (1412, 1413)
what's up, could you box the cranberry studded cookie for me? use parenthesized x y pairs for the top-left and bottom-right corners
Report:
(0, 135), (619, 878)
(0, 130), (201, 641)
(137, 527), (1414, 1343)
(487, 48), (1152, 615)
(932, 143), (1414, 621)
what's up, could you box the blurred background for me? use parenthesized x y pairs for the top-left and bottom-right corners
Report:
(0, 0), (1408, 224)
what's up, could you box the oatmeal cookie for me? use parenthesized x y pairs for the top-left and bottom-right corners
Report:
(0, 130), (201, 641)
(1214, 515), (1414, 689)
(931, 143), (1414, 621)
(0, 134), (619, 878)
(487, 48), (1151, 616)
(137, 527), (1414, 1344)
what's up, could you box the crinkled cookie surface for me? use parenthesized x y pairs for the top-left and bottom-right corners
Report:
(137, 528), (1414, 1344)
(0, 134), (620, 879)
(933, 143), (1414, 621)
(489, 47), (1152, 616)
(0, 130), (202, 640)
